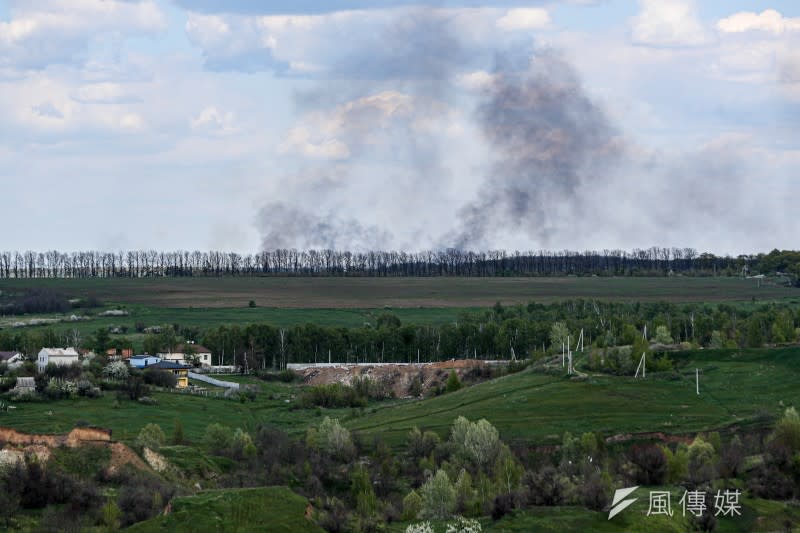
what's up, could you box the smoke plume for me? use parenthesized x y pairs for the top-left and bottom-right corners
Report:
(451, 50), (621, 248)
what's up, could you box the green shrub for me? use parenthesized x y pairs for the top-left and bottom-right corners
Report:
(301, 383), (367, 409)
(136, 423), (166, 450)
(445, 371), (462, 393)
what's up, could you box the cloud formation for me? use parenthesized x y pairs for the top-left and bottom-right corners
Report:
(631, 0), (710, 47)
(717, 9), (800, 35)
(0, 0), (166, 69)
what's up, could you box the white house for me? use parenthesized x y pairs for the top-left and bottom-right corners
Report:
(0, 351), (24, 369)
(157, 343), (213, 367)
(37, 347), (80, 373)
(129, 355), (162, 369)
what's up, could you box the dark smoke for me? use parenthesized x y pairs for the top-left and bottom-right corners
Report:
(257, 202), (392, 251)
(451, 50), (621, 248)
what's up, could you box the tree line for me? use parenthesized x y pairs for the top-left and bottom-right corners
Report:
(1, 300), (797, 368)
(1, 248), (798, 279)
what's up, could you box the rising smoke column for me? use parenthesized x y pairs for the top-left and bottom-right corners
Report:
(453, 50), (621, 249)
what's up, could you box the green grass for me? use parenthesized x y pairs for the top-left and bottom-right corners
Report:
(3, 348), (799, 452)
(125, 487), (324, 533)
(1, 276), (795, 309)
(0, 380), (350, 444)
(0, 304), (471, 347)
(346, 348), (800, 447)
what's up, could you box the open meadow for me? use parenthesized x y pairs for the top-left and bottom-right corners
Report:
(1, 276), (795, 309)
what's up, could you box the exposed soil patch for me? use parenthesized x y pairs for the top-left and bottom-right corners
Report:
(0, 426), (150, 475)
(296, 360), (494, 398)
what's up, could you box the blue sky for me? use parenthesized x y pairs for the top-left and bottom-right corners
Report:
(1, 0), (798, 254)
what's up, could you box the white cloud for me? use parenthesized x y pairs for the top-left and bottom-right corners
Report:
(72, 83), (141, 104)
(191, 106), (237, 136)
(457, 70), (496, 91)
(119, 113), (144, 132)
(0, 0), (166, 69)
(496, 8), (551, 32)
(631, 0), (710, 47)
(185, 13), (285, 72)
(717, 9), (800, 35)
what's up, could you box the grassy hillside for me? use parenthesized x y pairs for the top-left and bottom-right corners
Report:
(126, 487), (324, 533)
(347, 348), (800, 446)
(0, 378), (356, 444)
(3, 348), (798, 451)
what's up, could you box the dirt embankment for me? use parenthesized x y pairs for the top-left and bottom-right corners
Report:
(0, 426), (149, 474)
(0, 426), (112, 447)
(296, 360), (493, 398)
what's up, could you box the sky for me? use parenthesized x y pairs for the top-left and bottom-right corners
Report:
(1, 0), (798, 255)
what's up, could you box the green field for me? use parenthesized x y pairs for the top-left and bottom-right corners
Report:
(126, 487), (323, 533)
(1, 276), (795, 309)
(346, 347), (800, 446)
(0, 378), (350, 444)
(2, 348), (798, 449)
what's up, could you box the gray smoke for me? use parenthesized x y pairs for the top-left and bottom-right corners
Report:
(450, 50), (621, 248)
(257, 202), (391, 250)
(257, 7), (465, 251)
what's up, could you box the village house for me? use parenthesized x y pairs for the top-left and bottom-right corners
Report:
(157, 343), (213, 367)
(37, 347), (80, 373)
(0, 351), (24, 369)
(148, 361), (190, 388)
(129, 354), (162, 369)
(106, 348), (134, 360)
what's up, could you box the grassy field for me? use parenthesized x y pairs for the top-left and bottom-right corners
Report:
(2, 348), (798, 450)
(0, 377), (358, 444)
(346, 347), (800, 447)
(126, 487), (324, 533)
(1, 276), (796, 309)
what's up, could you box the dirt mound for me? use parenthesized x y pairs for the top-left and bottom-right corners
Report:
(297, 360), (493, 398)
(1, 426), (150, 475)
(108, 442), (150, 475)
(0, 426), (111, 447)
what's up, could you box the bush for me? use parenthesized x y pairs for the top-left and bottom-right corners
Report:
(204, 423), (232, 453)
(143, 368), (177, 388)
(402, 490), (423, 520)
(419, 470), (456, 520)
(407, 427), (441, 460)
(315, 417), (355, 460)
(630, 445), (667, 485)
(256, 369), (297, 383)
(136, 423), (166, 450)
(102, 361), (129, 381)
(301, 383), (367, 409)
(124, 375), (149, 401)
(526, 465), (565, 506)
(445, 371), (462, 393)
(351, 375), (393, 401)
(117, 473), (175, 527)
(76, 379), (101, 398)
(773, 406), (800, 452)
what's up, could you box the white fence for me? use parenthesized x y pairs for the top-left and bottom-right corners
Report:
(188, 372), (239, 390)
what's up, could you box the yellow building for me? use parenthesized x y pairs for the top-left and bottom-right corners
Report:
(149, 361), (191, 388)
